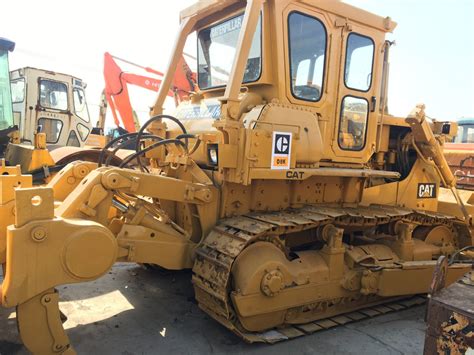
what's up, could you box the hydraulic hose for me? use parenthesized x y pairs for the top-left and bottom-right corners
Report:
(120, 139), (187, 168)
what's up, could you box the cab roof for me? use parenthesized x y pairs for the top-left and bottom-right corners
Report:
(11, 67), (84, 83)
(180, 0), (397, 33)
(456, 118), (474, 125)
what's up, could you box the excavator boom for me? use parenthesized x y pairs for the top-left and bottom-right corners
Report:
(102, 52), (196, 132)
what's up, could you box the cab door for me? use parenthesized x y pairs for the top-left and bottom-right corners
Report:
(332, 22), (383, 162)
(34, 77), (72, 146)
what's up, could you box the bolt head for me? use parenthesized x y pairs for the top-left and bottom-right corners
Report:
(31, 227), (47, 242)
(261, 270), (284, 297)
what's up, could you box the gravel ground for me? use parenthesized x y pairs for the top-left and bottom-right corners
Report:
(0, 263), (427, 354)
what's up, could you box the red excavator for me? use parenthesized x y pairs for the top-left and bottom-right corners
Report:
(99, 52), (196, 133)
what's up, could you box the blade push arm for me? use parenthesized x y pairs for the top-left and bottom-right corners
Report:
(406, 104), (471, 222)
(0, 163), (216, 354)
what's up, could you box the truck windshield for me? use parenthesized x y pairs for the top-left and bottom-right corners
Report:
(198, 13), (261, 89)
(0, 49), (14, 130)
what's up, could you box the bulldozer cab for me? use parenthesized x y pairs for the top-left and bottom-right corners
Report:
(10, 67), (92, 147)
(160, 0), (396, 170)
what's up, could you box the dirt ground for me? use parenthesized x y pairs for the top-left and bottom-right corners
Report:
(0, 263), (427, 354)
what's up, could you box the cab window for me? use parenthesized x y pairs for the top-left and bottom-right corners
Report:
(11, 78), (25, 103)
(77, 123), (90, 141)
(198, 13), (262, 89)
(455, 124), (474, 143)
(39, 79), (68, 111)
(344, 33), (375, 92)
(288, 12), (327, 102)
(67, 130), (80, 147)
(38, 117), (63, 143)
(338, 96), (369, 151)
(73, 88), (90, 122)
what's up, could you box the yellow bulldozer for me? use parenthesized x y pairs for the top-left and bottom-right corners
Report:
(1, 1), (473, 354)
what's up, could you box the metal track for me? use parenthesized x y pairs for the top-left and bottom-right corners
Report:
(192, 204), (465, 343)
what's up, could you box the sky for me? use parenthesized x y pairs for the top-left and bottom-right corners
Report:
(2, 0), (473, 127)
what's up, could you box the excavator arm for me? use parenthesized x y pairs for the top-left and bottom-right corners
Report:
(102, 53), (196, 133)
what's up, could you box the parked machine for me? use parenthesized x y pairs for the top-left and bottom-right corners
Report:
(2, 41), (194, 176)
(67, 52), (197, 164)
(0, 1), (473, 354)
(100, 52), (195, 134)
(5, 67), (94, 176)
(5, 55), (167, 176)
(0, 38), (58, 174)
(0, 38), (95, 174)
(9, 67), (93, 147)
(445, 118), (474, 190)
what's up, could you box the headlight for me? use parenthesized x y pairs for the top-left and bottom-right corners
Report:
(207, 144), (218, 166)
